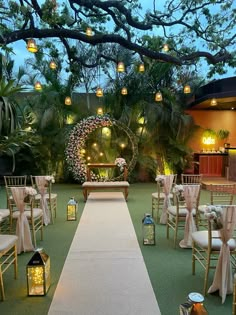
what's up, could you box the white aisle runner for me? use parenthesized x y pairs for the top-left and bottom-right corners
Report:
(48, 192), (161, 315)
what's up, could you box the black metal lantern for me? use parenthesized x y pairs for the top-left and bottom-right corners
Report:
(142, 213), (155, 245)
(26, 248), (50, 296)
(67, 197), (78, 221)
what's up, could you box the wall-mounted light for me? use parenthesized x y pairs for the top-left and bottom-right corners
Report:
(202, 137), (215, 145)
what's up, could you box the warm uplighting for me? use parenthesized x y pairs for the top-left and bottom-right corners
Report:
(117, 62), (125, 72)
(27, 39), (38, 53)
(87, 156), (91, 161)
(93, 143), (97, 147)
(99, 152), (104, 157)
(210, 98), (217, 106)
(26, 249), (50, 296)
(34, 81), (42, 91)
(49, 60), (57, 70)
(163, 44), (169, 52)
(120, 143), (126, 149)
(86, 27), (93, 36)
(121, 87), (128, 95)
(81, 149), (86, 154)
(184, 85), (191, 94)
(97, 107), (103, 115)
(65, 96), (72, 105)
(139, 63), (145, 72)
(155, 91), (163, 102)
(96, 87), (103, 97)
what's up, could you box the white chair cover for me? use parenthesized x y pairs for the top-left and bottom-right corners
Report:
(208, 205), (236, 303)
(10, 187), (34, 254)
(179, 184), (200, 248)
(160, 175), (174, 224)
(35, 176), (50, 225)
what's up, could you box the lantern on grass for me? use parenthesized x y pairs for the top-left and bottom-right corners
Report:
(26, 248), (50, 296)
(67, 197), (78, 221)
(179, 292), (208, 315)
(142, 213), (155, 245)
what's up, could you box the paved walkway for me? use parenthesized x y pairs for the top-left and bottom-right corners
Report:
(48, 192), (161, 315)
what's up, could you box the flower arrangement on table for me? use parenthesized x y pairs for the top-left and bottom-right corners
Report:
(115, 158), (127, 172)
(204, 205), (223, 230)
(24, 187), (37, 203)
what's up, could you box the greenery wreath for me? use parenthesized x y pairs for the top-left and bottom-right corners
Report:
(65, 114), (138, 183)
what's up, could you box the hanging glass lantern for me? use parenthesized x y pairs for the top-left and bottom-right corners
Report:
(34, 81), (42, 91)
(210, 98), (217, 106)
(49, 60), (57, 70)
(96, 87), (103, 97)
(26, 249), (50, 296)
(163, 43), (169, 52)
(139, 63), (145, 72)
(97, 107), (103, 115)
(65, 96), (72, 105)
(86, 27), (93, 36)
(117, 62), (125, 72)
(27, 39), (38, 53)
(155, 91), (163, 102)
(179, 292), (208, 315)
(121, 87), (128, 95)
(142, 213), (155, 245)
(67, 197), (78, 221)
(184, 84), (191, 94)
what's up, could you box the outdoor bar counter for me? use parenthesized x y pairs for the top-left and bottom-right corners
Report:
(193, 152), (228, 177)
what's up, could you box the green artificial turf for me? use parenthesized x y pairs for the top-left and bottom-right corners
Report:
(0, 183), (233, 315)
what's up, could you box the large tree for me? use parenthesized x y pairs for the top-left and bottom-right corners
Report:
(1, 0), (235, 76)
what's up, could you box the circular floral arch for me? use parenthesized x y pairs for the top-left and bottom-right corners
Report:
(65, 115), (138, 183)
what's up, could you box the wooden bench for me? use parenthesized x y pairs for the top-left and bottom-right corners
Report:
(82, 163), (129, 201)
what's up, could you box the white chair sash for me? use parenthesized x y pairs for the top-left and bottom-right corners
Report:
(160, 175), (174, 224)
(179, 184), (200, 248)
(208, 206), (236, 303)
(35, 176), (50, 225)
(10, 187), (34, 254)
